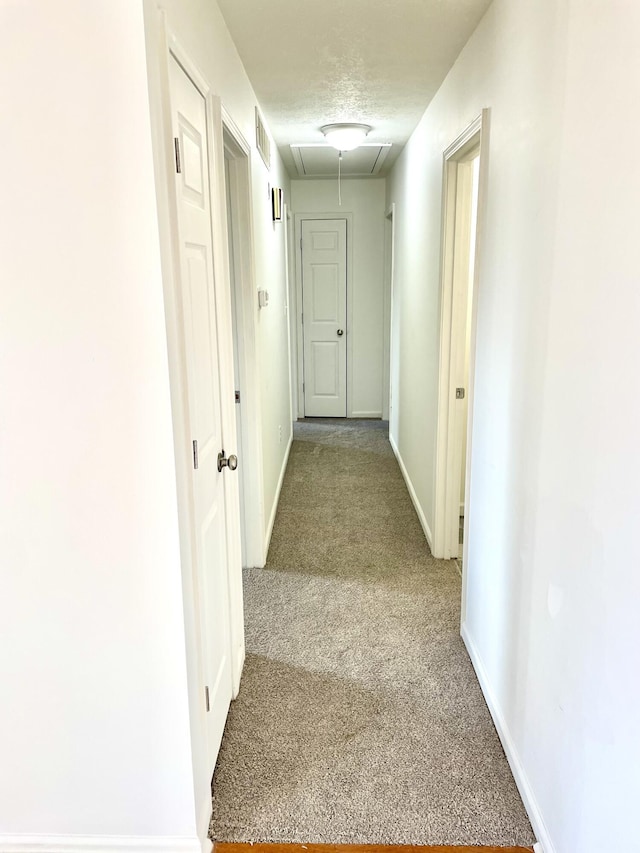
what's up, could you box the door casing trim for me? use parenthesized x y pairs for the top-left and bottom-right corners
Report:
(433, 111), (490, 629)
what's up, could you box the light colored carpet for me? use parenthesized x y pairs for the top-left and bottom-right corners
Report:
(210, 419), (534, 847)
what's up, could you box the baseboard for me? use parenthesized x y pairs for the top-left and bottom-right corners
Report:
(0, 836), (201, 853)
(389, 434), (434, 552)
(461, 624), (555, 853)
(263, 432), (293, 561)
(232, 642), (246, 699)
(349, 411), (383, 419)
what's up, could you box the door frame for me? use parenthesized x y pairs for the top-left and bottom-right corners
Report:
(286, 206), (298, 422)
(145, 14), (245, 842)
(222, 110), (266, 570)
(294, 212), (353, 418)
(433, 111), (489, 598)
(383, 203), (396, 423)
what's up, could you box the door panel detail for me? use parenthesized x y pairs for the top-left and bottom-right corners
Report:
(311, 341), (340, 396)
(311, 265), (339, 322)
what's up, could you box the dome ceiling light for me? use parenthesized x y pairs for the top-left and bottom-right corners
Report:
(321, 123), (371, 151)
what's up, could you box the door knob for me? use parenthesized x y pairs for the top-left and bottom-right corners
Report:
(217, 451), (238, 472)
(337, 329), (344, 336)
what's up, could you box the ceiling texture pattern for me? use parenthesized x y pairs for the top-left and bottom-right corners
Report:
(216, 0), (493, 176)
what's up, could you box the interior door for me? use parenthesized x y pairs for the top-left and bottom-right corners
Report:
(169, 55), (233, 769)
(301, 219), (347, 417)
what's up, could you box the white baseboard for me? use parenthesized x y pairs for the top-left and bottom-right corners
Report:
(232, 641), (245, 699)
(389, 433), (434, 552)
(349, 411), (383, 419)
(461, 624), (555, 853)
(0, 836), (201, 853)
(263, 432), (293, 562)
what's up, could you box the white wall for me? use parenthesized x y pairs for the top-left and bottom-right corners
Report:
(387, 2), (640, 852)
(145, 0), (292, 562)
(0, 1), (196, 846)
(291, 178), (386, 418)
(0, 0), (293, 848)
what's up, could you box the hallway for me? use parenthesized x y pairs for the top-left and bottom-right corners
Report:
(210, 420), (533, 847)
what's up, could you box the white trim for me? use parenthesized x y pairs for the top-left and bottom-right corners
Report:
(434, 115), (481, 558)
(204, 92), (246, 703)
(443, 114), (483, 160)
(389, 434), (434, 552)
(196, 794), (212, 853)
(351, 410), (382, 418)
(285, 204), (299, 421)
(533, 844), (546, 853)
(459, 110), (491, 628)
(221, 106), (250, 157)
(232, 641), (246, 698)
(221, 112), (266, 573)
(165, 32), (209, 97)
(294, 213), (354, 418)
(282, 201), (295, 428)
(461, 624), (555, 853)
(0, 836), (201, 853)
(383, 203), (395, 422)
(433, 110), (489, 572)
(264, 432), (293, 559)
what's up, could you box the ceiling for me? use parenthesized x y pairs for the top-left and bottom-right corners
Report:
(216, 0), (493, 177)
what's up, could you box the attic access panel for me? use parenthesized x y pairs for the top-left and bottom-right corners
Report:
(290, 144), (391, 177)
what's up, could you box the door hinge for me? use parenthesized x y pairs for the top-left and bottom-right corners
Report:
(301, 312), (304, 324)
(300, 237), (303, 249)
(456, 387), (465, 399)
(235, 390), (241, 404)
(174, 137), (182, 173)
(302, 381), (305, 392)
(192, 439), (199, 469)
(205, 685), (210, 712)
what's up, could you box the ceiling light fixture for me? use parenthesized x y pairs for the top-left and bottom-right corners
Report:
(321, 123), (371, 151)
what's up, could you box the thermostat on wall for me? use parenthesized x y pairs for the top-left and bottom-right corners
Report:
(258, 289), (269, 308)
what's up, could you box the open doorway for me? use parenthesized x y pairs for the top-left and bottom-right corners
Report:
(434, 112), (488, 565)
(383, 203), (396, 425)
(222, 116), (265, 569)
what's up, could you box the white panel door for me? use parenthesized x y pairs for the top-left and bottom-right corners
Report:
(169, 56), (233, 770)
(301, 219), (347, 416)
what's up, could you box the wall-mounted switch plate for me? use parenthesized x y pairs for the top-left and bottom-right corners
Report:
(258, 289), (269, 308)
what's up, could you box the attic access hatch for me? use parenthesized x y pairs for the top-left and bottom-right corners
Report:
(290, 143), (392, 177)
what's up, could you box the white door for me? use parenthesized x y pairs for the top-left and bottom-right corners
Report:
(301, 219), (347, 417)
(170, 56), (233, 768)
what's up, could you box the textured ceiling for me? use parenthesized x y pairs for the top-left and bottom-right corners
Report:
(216, 0), (492, 176)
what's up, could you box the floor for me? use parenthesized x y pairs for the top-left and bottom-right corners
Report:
(210, 419), (534, 847)
(214, 845), (534, 853)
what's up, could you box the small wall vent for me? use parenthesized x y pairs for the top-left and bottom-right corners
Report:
(255, 107), (271, 170)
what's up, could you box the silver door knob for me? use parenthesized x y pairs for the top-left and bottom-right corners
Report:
(337, 329), (344, 336)
(217, 451), (238, 472)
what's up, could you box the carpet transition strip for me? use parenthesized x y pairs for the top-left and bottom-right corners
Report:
(214, 844), (534, 853)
